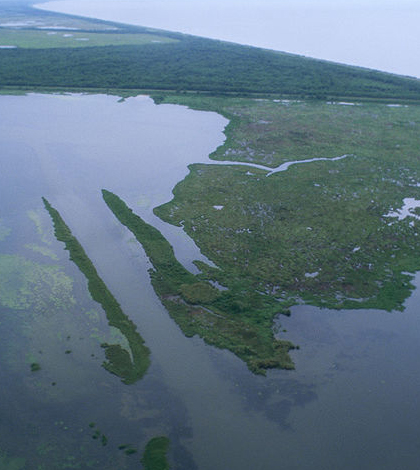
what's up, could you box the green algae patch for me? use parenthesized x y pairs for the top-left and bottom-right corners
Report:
(0, 219), (11, 242)
(141, 436), (170, 470)
(0, 450), (25, 470)
(0, 253), (75, 312)
(42, 197), (150, 384)
(24, 243), (59, 260)
(27, 209), (52, 245)
(103, 190), (295, 374)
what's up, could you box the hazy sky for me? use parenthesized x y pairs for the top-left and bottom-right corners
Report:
(37, 0), (420, 78)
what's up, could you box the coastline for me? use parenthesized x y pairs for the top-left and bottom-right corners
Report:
(33, 0), (420, 78)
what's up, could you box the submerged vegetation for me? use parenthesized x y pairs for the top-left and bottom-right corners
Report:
(0, 218), (11, 241)
(0, 253), (74, 311)
(0, 450), (25, 470)
(42, 197), (150, 384)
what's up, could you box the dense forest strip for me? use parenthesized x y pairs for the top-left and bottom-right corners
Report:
(1, 3), (420, 100)
(2, 39), (420, 99)
(42, 197), (150, 384)
(102, 189), (295, 374)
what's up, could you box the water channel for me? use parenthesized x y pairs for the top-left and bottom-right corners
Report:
(1, 93), (419, 469)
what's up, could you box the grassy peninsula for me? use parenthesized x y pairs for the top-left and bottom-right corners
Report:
(43, 197), (150, 384)
(101, 95), (420, 372)
(153, 96), (420, 312)
(103, 189), (295, 374)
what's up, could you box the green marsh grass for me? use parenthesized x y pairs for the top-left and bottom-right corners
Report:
(43, 197), (150, 384)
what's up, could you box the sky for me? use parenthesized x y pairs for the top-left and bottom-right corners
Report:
(36, 0), (420, 78)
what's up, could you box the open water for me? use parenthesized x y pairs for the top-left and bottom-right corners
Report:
(1, 93), (420, 469)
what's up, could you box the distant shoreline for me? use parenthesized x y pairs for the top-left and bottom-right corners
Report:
(34, 0), (420, 78)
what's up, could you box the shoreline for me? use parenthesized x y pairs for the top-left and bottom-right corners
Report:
(33, 0), (420, 79)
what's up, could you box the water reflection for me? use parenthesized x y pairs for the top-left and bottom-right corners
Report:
(1, 93), (420, 469)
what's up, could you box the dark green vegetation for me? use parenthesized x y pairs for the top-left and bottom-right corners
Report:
(154, 96), (420, 313)
(3, 1), (420, 376)
(42, 197), (150, 384)
(140, 437), (170, 470)
(89, 423), (108, 447)
(118, 444), (138, 456)
(103, 190), (295, 374)
(1, 2), (420, 99)
(102, 97), (420, 372)
(30, 362), (41, 372)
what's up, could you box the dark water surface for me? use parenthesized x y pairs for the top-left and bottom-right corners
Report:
(1, 93), (419, 469)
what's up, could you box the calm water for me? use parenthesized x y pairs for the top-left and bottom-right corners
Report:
(1, 93), (420, 469)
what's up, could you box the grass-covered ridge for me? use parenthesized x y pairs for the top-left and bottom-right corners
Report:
(102, 189), (295, 374)
(1, 2), (420, 100)
(42, 197), (150, 384)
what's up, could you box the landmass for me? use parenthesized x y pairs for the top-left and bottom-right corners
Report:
(153, 94), (420, 314)
(2, 1), (420, 374)
(1, 1), (420, 100)
(43, 197), (151, 384)
(103, 189), (294, 374)
(103, 96), (420, 372)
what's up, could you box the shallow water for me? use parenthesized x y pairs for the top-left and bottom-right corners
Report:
(212, 153), (350, 176)
(1, 93), (420, 469)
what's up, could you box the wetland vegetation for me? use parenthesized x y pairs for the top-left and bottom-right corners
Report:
(2, 2), (420, 468)
(103, 189), (295, 374)
(154, 96), (420, 313)
(8, 0), (416, 374)
(101, 96), (420, 373)
(43, 197), (151, 384)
